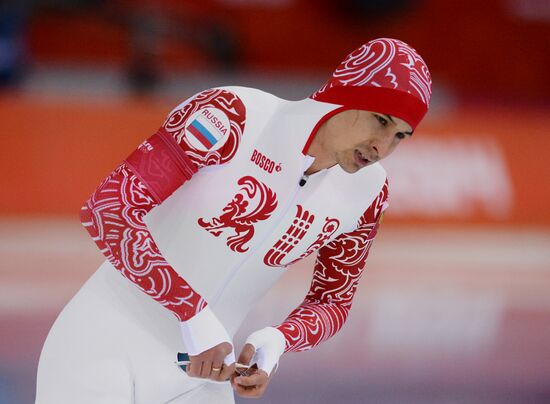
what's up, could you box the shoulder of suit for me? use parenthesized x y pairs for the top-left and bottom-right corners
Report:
(358, 162), (388, 184)
(214, 86), (286, 109)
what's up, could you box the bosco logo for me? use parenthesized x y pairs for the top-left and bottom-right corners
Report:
(251, 149), (282, 174)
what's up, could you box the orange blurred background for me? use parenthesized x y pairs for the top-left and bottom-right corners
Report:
(1, 1), (549, 403)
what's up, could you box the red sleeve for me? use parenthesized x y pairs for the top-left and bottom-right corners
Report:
(80, 88), (246, 321)
(276, 180), (389, 352)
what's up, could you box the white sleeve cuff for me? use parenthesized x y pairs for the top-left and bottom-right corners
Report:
(180, 306), (235, 364)
(245, 326), (286, 376)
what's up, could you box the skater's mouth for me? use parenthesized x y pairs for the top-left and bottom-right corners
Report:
(354, 149), (373, 168)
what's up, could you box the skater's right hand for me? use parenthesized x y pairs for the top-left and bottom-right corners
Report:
(179, 306), (236, 381)
(186, 342), (235, 382)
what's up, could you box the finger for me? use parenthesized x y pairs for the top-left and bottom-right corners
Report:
(232, 382), (263, 398)
(199, 360), (213, 378)
(234, 370), (268, 387)
(187, 354), (205, 378)
(237, 343), (256, 366)
(186, 360), (199, 378)
(218, 363), (235, 381)
(230, 370), (238, 385)
(231, 374), (255, 391)
(209, 360), (223, 380)
(231, 378), (254, 397)
(218, 341), (233, 356)
(211, 360), (223, 373)
(213, 343), (234, 366)
(185, 361), (192, 376)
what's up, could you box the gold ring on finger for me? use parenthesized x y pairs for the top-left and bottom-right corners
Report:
(212, 367), (222, 372)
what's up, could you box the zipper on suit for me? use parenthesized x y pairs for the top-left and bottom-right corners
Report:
(210, 156), (313, 305)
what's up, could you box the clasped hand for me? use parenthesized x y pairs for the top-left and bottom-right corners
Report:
(186, 342), (272, 398)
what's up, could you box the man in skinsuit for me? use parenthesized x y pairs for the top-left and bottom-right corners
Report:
(36, 38), (431, 403)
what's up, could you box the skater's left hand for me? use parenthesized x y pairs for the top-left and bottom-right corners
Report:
(230, 343), (272, 398)
(231, 327), (285, 398)
(186, 342), (235, 382)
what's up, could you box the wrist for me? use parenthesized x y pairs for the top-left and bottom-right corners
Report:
(246, 327), (286, 375)
(180, 306), (234, 363)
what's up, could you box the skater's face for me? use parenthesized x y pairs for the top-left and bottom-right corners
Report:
(322, 109), (413, 173)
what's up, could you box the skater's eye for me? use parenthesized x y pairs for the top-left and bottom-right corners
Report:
(374, 114), (388, 127)
(396, 132), (406, 140)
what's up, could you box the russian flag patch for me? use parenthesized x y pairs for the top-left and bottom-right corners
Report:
(184, 108), (230, 152)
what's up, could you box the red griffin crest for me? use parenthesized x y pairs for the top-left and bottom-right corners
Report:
(198, 176), (278, 253)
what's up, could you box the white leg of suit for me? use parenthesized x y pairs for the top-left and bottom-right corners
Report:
(36, 262), (234, 404)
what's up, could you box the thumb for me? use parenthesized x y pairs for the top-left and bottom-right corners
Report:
(238, 343), (256, 366)
(244, 327), (286, 376)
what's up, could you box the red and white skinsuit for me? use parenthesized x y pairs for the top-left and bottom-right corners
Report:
(36, 38), (431, 404)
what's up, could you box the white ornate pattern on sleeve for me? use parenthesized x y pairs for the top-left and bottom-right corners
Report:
(81, 165), (207, 321)
(80, 88), (246, 321)
(276, 180), (389, 352)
